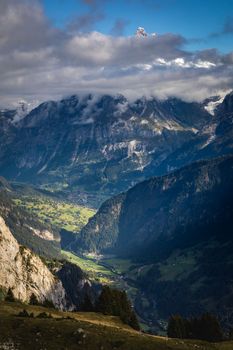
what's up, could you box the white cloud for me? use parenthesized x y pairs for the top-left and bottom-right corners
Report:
(0, 0), (232, 108)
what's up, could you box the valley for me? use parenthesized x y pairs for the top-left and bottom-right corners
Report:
(70, 153), (233, 332)
(0, 90), (233, 343)
(61, 250), (168, 333)
(1, 2), (233, 347)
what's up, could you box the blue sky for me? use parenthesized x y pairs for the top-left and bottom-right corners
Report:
(42, 0), (233, 52)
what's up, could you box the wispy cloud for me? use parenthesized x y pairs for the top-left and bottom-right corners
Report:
(110, 19), (130, 36)
(67, 0), (106, 32)
(210, 17), (233, 38)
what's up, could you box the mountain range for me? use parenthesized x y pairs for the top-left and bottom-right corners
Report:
(0, 93), (229, 207)
(0, 90), (233, 334)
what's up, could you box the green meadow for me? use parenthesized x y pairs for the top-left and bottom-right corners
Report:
(13, 195), (95, 233)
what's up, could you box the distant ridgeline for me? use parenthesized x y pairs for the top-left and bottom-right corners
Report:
(0, 92), (232, 206)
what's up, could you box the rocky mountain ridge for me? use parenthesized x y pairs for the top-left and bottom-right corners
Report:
(156, 91), (233, 174)
(0, 93), (224, 206)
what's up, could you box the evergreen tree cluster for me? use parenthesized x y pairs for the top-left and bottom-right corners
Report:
(77, 286), (140, 331)
(4, 286), (139, 331)
(95, 286), (140, 331)
(167, 313), (223, 342)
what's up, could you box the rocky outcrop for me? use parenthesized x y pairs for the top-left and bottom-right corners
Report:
(25, 225), (59, 242)
(0, 216), (67, 309)
(57, 262), (98, 310)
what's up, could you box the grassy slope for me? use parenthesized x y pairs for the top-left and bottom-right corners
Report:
(13, 195), (95, 233)
(61, 251), (139, 291)
(62, 250), (115, 284)
(1, 302), (231, 350)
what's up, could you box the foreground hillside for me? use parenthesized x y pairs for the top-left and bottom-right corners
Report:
(0, 302), (232, 350)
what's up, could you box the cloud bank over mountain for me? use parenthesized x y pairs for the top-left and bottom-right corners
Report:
(0, 0), (233, 107)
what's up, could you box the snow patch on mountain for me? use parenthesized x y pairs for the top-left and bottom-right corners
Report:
(141, 119), (149, 125)
(204, 96), (225, 116)
(199, 123), (217, 149)
(127, 140), (139, 157)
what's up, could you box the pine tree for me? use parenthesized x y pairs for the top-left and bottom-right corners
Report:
(96, 286), (113, 315)
(228, 327), (233, 340)
(81, 294), (94, 312)
(43, 299), (55, 309)
(167, 315), (188, 339)
(168, 313), (223, 342)
(198, 313), (223, 342)
(128, 310), (140, 331)
(5, 288), (15, 302)
(96, 286), (140, 331)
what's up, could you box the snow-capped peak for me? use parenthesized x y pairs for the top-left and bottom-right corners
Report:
(135, 27), (157, 38)
(136, 27), (148, 37)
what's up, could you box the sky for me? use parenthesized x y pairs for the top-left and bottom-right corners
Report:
(43, 0), (233, 52)
(0, 0), (233, 107)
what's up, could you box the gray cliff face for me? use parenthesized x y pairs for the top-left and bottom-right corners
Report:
(0, 216), (67, 309)
(0, 94), (214, 205)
